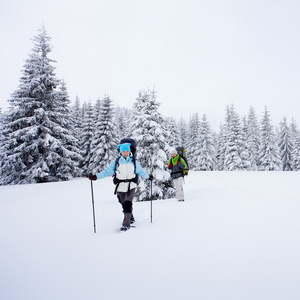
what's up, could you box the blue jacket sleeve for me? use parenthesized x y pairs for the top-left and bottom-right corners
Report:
(135, 160), (149, 179)
(96, 159), (117, 180)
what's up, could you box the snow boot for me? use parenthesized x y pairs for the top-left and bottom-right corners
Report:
(120, 226), (130, 231)
(131, 215), (135, 224)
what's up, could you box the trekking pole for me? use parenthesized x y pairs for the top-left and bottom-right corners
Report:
(150, 178), (153, 223)
(90, 179), (97, 233)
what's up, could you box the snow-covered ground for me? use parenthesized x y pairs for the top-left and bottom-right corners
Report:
(1, 171), (300, 300)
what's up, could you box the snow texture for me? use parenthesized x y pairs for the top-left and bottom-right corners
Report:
(1, 171), (300, 300)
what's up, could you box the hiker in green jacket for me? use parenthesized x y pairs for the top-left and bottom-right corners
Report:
(168, 149), (188, 202)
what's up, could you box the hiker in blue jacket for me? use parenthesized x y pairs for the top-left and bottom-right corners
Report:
(89, 143), (152, 231)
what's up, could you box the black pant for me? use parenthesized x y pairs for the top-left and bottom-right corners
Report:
(117, 188), (135, 227)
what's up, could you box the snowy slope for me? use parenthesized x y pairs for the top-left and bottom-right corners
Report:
(1, 171), (300, 300)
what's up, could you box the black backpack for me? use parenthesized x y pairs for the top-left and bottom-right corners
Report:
(113, 138), (138, 193)
(120, 138), (137, 158)
(176, 146), (189, 176)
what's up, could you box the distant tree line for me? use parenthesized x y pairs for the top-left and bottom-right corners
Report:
(1, 27), (300, 199)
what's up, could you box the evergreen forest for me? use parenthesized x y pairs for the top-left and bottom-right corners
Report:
(1, 27), (300, 200)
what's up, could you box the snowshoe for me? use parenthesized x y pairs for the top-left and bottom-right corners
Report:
(120, 225), (135, 232)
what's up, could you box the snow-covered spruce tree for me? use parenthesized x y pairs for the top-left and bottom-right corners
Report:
(292, 134), (300, 171)
(258, 107), (282, 171)
(93, 98), (102, 121)
(115, 106), (132, 140)
(278, 117), (294, 171)
(290, 118), (300, 170)
(242, 115), (254, 169)
(290, 118), (299, 141)
(0, 108), (5, 178)
(245, 106), (260, 170)
(130, 89), (172, 201)
(1, 27), (79, 185)
(216, 105), (237, 171)
(178, 118), (188, 147)
(92, 98), (103, 143)
(80, 101), (95, 175)
(81, 101), (88, 118)
(89, 95), (118, 174)
(216, 105), (234, 170)
(241, 116), (249, 158)
(0, 108), (4, 145)
(71, 96), (83, 143)
(56, 80), (82, 177)
(187, 113), (201, 170)
(166, 117), (180, 148)
(223, 104), (250, 171)
(193, 114), (216, 171)
(216, 123), (226, 170)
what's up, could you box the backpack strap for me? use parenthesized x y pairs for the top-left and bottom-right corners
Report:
(132, 156), (136, 173)
(169, 157), (187, 176)
(114, 156), (120, 172)
(114, 155), (136, 172)
(169, 156), (183, 166)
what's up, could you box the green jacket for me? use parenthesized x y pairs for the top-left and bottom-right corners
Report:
(168, 154), (188, 179)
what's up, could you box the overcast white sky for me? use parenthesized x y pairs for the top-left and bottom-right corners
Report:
(1, 0), (300, 130)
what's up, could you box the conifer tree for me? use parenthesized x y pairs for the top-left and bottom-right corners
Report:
(81, 101), (95, 175)
(178, 118), (188, 147)
(290, 118), (299, 141)
(70, 96), (85, 170)
(89, 95), (118, 173)
(115, 106), (131, 140)
(93, 98), (102, 122)
(216, 123), (227, 171)
(223, 104), (250, 171)
(55, 80), (82, 177)
(0, 109), (5, 176)
(292, 134), (300, 171)
(246, 106), (260, 170)
(130, 89), (172, 201)
(0, 108), (3, 142)
(194, 114), (216, 170)
(290, 119), (300, 170)
(1, 26), (79, 184)
(258, 107), (282, 171)
(278, 117), (294, 171)
(71, 96), (83, 141)
(81, 101), (88, 118)
(166, 117), (180, 148)
(187, 113), (201, 169)
(216, 106), (234, 171)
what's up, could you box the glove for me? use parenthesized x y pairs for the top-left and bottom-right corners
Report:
(88, 173), (97, 181)
(149, 174), (154, 181)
